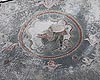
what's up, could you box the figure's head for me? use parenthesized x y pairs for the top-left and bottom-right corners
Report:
(50, 24), (65, 33)
(57, 19), (68, 26)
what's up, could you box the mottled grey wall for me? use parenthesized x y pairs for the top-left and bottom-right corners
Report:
(0, 0), (100, 80)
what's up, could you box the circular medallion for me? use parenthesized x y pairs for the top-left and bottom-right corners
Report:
(18, 10), (83, 59)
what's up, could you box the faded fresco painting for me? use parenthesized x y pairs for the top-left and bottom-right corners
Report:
(0, 0), (100, 80)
